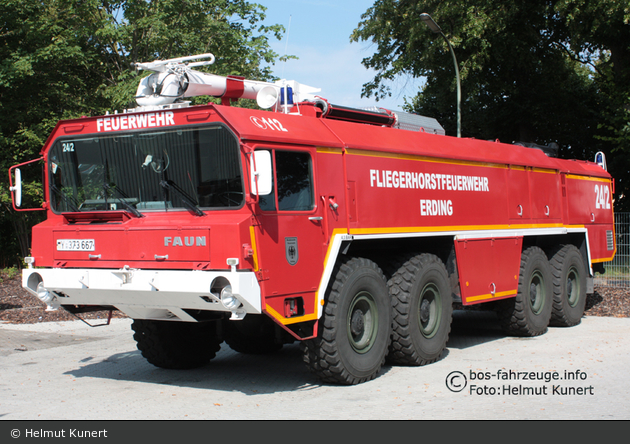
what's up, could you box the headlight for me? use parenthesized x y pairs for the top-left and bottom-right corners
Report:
(36, 283), (59, 311)
(220, 285), (242, 310)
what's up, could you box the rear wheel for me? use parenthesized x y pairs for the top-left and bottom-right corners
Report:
(131, 320), (222, 369)
(388, 254), (453, 366)
(549, 245), (587, 327)
(496, 246), (553, 336)
(302, 257), (391, 385)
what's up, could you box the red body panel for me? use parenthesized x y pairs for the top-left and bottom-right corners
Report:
(455, 237), (523, 304)
(32, 211), (253, 270)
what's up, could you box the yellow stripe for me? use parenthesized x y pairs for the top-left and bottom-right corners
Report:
(467, 289), (517, 303)
(322, 228), (349, 265)
(345, 148), (508, 170)
(316, 147), (343, 155)
(265, 304), (318, 325)
(592, 256), (615, 263)
(565, 174), (611, 183)
(249, 225), (259, 272)
(531, 167), (558, 174)
(348, 222), (566, 236)
(311, 228), (349, 316)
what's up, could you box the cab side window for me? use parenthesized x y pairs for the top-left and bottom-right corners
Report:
(259, 150), (314, 212)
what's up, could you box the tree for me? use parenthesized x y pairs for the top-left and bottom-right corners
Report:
(351, 0), (629, 209)
(555, 0), (630, 205)
(0, 0), (288, 266)
(70, 0), (287, 110)
(0, 0), (102, 266)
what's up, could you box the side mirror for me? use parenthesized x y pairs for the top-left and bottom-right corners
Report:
(8, 157), (45, 212)
(9, 168), (22, 207)
(250, 150), (272, 195)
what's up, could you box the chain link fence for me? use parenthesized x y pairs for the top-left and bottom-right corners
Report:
(594, 212), (630, 288)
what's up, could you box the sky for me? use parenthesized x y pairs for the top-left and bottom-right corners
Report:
(257, 0), (425, 111)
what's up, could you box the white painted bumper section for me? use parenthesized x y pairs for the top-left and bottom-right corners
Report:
(22, 267), (262, 322)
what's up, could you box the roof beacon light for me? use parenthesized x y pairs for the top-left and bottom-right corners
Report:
(595, 152), (607, 171)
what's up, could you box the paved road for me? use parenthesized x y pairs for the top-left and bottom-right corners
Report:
(1, 311), (629, 420)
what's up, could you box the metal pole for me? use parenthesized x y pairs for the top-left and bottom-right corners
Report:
(420, 13), (461, 138)
(443, 36), (461, 138)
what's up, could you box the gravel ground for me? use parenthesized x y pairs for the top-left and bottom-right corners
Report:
(0, 272), (127, 324)
(1, 270), (628, 324)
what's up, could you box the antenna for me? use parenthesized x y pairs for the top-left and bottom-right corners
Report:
(281, 15), (292, 80)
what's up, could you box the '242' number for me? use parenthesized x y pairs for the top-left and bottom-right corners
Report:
(595, 184), (610, 209)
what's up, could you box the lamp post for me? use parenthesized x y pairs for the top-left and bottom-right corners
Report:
(420, 13), (461, 138)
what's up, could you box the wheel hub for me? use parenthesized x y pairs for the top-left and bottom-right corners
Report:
(420, 299), (431, 324)
(350, 309), (365, 336)
(528, 270), (545, 314)
(566, 266), (581, 307)
(347, 291), (378, 354)
(418, 283), (442, 339)
(530, 282), (538, 305)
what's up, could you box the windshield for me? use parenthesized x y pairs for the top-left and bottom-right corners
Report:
(48, 125), (243, 214)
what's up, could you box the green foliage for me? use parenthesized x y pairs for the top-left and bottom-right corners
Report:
(352, 0), (630, 209)
(0, 266), (20, 283)
(0, 0), (288, 266)
(70, 0), (287, 110)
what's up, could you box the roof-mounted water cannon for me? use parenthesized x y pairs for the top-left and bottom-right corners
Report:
(131, 53), (217, 73)
(132, 52), (321, 112)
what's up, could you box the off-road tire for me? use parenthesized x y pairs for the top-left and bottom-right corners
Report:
(387, 254), (453, 366)
(302, 257), (391, 385)
(131, 319), (222, 369)
(224, 314), (283, 354)
(496, 246), (553, 336)
(549, 245), (587, 327)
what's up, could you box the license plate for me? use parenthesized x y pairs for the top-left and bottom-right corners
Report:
(56, 239), (95, 251)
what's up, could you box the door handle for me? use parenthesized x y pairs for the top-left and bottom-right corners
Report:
(320, 196), (329, 245)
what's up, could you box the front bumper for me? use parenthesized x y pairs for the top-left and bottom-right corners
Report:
(22, 267), (262, 322)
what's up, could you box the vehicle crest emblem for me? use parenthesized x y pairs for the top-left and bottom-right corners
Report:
(285, 237), (298, 266)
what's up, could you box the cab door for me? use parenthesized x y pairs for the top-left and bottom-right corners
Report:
(253, 147), (326, 321)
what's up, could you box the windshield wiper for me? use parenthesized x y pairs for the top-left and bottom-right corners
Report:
(160, 179), (205, 216)
(104, 184), (144, 218)
(50, 184), (80, 212)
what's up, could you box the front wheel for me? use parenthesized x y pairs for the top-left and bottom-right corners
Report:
(302, 257), (391, 385)
(131, 320), (222, 369)
(224, 314), (283, 354)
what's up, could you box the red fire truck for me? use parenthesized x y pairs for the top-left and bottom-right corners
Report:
(9, 54), (615, 384)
